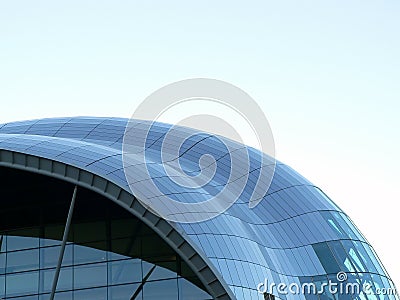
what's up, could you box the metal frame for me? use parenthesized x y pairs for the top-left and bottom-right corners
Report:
(50, 186), (78, 300)
(0, 149), (235, 300)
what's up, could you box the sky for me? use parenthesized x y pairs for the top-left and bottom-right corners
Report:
(1, 0), (399, 289)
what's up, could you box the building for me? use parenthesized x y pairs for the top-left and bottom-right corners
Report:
(0, 117), (397, 300)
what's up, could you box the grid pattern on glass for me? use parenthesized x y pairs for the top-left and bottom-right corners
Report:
(0, 234), (211, 299)
(0, 166), (212, 300)
(0, 117), (397, 300)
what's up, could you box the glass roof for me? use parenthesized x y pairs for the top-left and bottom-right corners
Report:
(0, 117), (396, 300)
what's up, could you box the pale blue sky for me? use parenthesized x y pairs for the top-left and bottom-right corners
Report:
(1, 0), (399, 287)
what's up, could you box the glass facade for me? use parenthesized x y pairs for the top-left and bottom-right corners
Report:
(0, 231), (211, 299)
(0, 117), (398, 300)
(0, 168), (212, 300)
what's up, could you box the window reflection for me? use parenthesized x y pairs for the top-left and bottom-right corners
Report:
(143, 278), (179, 299)
(313, 242), (340, 274)
(6, 248), (39, 273)
(74, 242), (107, 265)
(74, 286), (107, 300)
(7, 234), (39, 252)
(6, 270), (39, 297)
(108, 259), (141, 285)
(108, 283), (140, 300)
(0, 231), (211, 299)
(73, 262), (106, 289)
(40, 245), (73, 269)
(39, 267), (73, 293)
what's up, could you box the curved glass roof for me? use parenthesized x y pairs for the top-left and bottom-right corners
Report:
(0, 117), (397, 300)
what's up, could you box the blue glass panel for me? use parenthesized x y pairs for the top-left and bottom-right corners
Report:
(40, 245), (73, 268)
(321, 211), (347, 238)
(143, 278), (179, 299)
(327, 241), (356, 273)
(0, 253), (4, 275)
(341, 240), (367, 273)
(148, 264), (178, 281)
(6, 248), (39, 273)
(73, 262), (107, 289)
(73, 287), (107, 299)
(108, 283), (140, 300)
(73, 243), (107, 265)
(6, 270), (39, 297)
(39, 267), (73, 293)
(108, 259), (142, 285)
(352, 241), (378, 273)
(313, 243), (341, 274)
(0, 275), (4, 298)
(7, 234), (39, 251)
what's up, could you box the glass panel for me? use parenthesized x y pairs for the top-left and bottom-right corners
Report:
(7, 234), (39, 251)
(39, 267), (73, 293)
(327, 241), (356, 273)
(143, 278), (179, 299)
(6, 270), (39, 297)
(6, 248), (39, 273)
(148, 262), (178, 281)
(313, 242), (341, 274)
(330, 212), (358, 240)
(352, 241), (378, 273)
(0, 253), (5, 275)
(341, 240), (367, 272)
(73, 262), (107, 289)
(74, 242), (107, 265)
(73, 286), (107, 300)
(108, 283), (140, 300)
(40, 245), (73, 269)
(321, 211), (346, 238)
(108, 259), (142, 285)
(179, 278), (212, 300)
(0, 236), (5, 252)
(0, 275), (4, 298)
